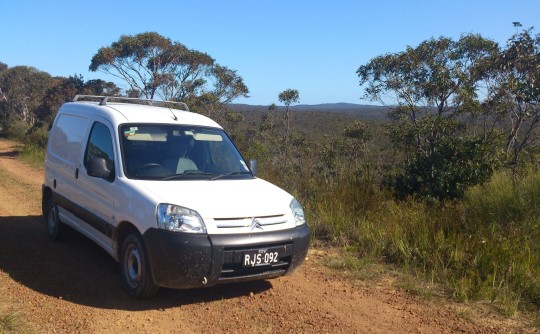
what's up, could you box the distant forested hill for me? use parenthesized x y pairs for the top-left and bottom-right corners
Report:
(228, 103), (389, 119)
(228, 103), (390, 142)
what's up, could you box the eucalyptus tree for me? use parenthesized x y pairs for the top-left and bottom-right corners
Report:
(358, 34), (497, 157)
(0, 63), (6, 119)
(258, 103), (278, 134)
(484, 25), (540, 169)
(278, 88), (300, 151)
(38, 75), (120, 124)
(89, 32), (249, 110)
(357, 34), (499, 199)
(0, 65), (52, 128)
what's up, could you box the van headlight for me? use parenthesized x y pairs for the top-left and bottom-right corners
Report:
(290, 198), (306, 226)
(156, 204), (206, 233)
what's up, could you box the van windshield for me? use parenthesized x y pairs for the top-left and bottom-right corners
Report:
(120, 124), (253, 180)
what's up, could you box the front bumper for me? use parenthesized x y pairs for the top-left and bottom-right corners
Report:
(143, 224), (310, 289)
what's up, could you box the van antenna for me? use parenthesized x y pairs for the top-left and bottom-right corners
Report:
(165, 102), (178, 121)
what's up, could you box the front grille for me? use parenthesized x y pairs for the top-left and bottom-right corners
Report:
(214, 215), (287, 229)
(217, 243), (293, 282)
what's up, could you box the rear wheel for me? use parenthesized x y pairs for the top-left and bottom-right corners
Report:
(44, 196), (68, 241)
(120, 233), (159, 298)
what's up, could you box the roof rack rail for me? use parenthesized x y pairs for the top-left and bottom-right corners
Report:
(72, 95), (189, 111)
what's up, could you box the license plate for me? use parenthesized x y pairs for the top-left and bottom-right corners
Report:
(243, 249), (279, 267)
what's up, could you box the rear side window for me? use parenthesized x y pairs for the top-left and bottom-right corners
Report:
(84, 122), (115, 175)
(50, 114), (89, 164)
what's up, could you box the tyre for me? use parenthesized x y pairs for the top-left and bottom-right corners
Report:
(44, 196), (68, 241)
(120, 233), (159, 298)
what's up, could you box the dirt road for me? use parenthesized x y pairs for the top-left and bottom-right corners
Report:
(0, 139), (526, 333)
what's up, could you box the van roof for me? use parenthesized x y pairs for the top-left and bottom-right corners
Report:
(60, 101), (222, 128)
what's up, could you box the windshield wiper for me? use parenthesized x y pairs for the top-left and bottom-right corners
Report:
(163, 172), (215, 180)
(210, 171), (252, 181)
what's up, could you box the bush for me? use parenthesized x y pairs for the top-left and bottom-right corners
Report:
(24, 125), (49, 148)
(394, 135), (497, 200)
(2, 118), (31, 142)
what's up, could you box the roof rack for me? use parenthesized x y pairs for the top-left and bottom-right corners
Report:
(72, 95), (189, 111)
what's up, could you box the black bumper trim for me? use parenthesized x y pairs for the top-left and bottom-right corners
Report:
(143, 224), (310, 289)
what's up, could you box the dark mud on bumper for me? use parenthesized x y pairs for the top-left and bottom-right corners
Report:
(143, 224), (310, 289)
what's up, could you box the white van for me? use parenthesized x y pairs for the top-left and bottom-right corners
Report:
(43, 95), (309, 298)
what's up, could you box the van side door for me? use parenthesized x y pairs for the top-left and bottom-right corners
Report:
(47, 112), (90, 205)
(74, 119), (119, 255)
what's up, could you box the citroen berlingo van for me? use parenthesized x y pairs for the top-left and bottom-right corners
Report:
(42, 95), (309, 298)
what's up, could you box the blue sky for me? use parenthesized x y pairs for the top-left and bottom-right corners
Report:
(1, 0), (538, 105)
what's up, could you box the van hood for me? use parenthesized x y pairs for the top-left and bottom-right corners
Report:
(136, 178), (293, 219)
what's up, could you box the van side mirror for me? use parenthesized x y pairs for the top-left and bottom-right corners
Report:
(88, 157), (113, 180)
(248, 159), (258, 176)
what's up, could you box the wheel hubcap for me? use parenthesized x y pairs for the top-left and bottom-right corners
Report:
(125, 244), (142, 289)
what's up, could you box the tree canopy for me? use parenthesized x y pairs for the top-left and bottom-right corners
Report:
(357, 34), (501, 199)
(38, 74), (120, 124)
(0, 62), (119, 146)
(89, 32), (249, 108)
(358, 34), (498, 119)
(278, 89), (300, 155)
(0, 66), (52, 127)
(484, 27), (540, 168)
(357, 27), (540, 199)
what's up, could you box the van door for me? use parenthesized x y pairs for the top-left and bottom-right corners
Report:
(47, 112), (90, 205)
(72, 119), (119, 254)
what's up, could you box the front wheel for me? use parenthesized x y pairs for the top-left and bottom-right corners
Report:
(120, 233), (159, 298)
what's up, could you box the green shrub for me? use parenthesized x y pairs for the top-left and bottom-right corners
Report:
(2, 118), (31, 142)
(24, 125), (49, 148)
(394, 135), (497, 200)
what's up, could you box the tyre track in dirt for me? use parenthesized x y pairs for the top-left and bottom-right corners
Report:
(0, 139), (526, 333)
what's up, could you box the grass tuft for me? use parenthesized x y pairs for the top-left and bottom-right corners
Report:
(0, 309), (24, 334)
(19, 144), (45, 169)
(299, 168), (540, 316)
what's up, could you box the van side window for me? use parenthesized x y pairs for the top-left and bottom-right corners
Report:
(50, 114), (89, 164)
(84, 122), (115, 176)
